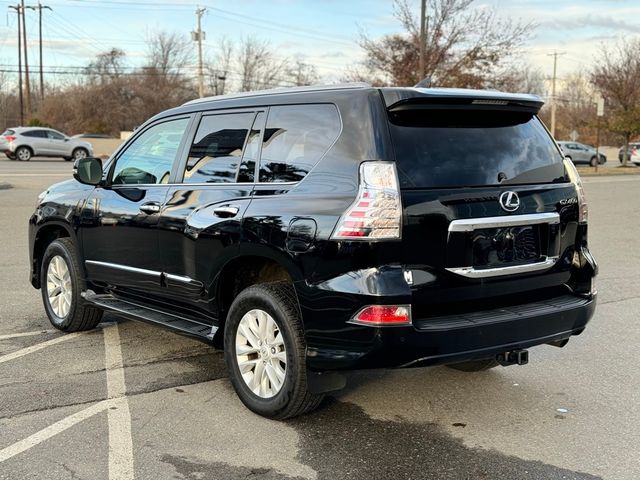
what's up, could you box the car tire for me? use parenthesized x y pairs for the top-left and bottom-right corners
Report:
(224, 282), (323, 419)
(40, 238), (103, 332)
(72, 148), (88, 161)
(446, 358), (500, 372)
(590, 156), (598, 167)
(15, 146), (32, 161)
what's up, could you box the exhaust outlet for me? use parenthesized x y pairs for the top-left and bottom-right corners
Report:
(496, 349), (529, 367)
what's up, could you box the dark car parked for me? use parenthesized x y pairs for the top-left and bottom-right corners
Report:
(29, 84), (597, 419)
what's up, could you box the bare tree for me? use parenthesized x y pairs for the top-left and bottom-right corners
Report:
(207, 37), (233, 96)
(86, 48), (127, 82)
(146, 31), (192, 78)
(237, 37), (287, 91)
(591, 39), (640, 165)
(287, 59), (319, 87)
(358, 0), (533, 88)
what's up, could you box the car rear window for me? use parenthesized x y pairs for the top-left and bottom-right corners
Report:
(388, 109), (567, 188)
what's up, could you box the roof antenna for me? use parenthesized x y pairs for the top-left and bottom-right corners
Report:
(414, 77), (432, 88)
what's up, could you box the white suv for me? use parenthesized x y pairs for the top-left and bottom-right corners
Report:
(1, 127), (93, 162)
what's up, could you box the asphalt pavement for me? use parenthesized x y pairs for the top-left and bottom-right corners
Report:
(1, 156), (639, 480)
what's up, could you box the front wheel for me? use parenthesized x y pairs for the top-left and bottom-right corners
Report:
(40, 238), (103, 332)
(224, 282), (323, 419)
(72, 148), (88, 161)
(590, 156), (598, 167)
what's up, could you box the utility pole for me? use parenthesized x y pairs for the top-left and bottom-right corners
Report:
(192, 7), (206, 98)
(418, 0), (426, 80)
(26, 2), (51, 100)
(9, 4), (24, 125)
(547, 51), (565, 138)
(20, 0), (32, 118)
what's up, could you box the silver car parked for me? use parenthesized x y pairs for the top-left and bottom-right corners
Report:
(557, 141), (606, 166)
(1, 127), (93, 162)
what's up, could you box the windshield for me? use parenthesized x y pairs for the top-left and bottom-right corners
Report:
(389, 109), (567, 188)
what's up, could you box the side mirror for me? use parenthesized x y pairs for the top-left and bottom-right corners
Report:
(73, 157), (103, 185)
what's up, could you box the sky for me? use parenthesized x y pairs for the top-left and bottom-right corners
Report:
(0, 0), (639, 93)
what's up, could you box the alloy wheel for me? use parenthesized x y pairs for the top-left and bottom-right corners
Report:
(17, 148), (31, 161)
(235, 309), (287, 398)
(46, 255), (72, 319)
(73, 149), (87, 160)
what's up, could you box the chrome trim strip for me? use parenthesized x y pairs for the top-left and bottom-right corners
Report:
(85, 260), (161, 277)
(448, 213), (560, 233)
(445, 256), (559, 279)
(165, 273), (193, 284)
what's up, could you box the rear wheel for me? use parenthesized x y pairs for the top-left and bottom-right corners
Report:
(15, 146), (32, 161)
(447, 358), (500, 372)
(40, 238), (103, 332)
(224, 282), (323, 419)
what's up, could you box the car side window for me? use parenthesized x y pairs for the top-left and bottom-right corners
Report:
(23, 130), (46, 138)
(112, 118), (189, 185)
(183, 113), (254, 184)
(259, 104), (340, 183)
(47, 130), (65, 140)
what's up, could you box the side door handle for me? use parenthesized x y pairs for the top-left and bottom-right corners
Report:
(213, 206), (239, 218)
(139, 202), (161, 214)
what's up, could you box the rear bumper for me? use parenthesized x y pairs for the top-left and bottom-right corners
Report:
(303, 291), (595, 370)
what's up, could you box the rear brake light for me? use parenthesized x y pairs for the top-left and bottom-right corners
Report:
(350, 305), (412, 326)
(5, 135), (16, 142)
(331, 161), (402, 240)
(564, 158), (588, 223)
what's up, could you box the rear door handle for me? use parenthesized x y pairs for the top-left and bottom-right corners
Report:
(213, 206), (239, 218)
(139, 202), (161, 214)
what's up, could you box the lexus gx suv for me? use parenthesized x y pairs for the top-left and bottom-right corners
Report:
(29, 84), (598, 419)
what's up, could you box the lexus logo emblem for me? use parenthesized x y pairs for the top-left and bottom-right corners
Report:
(499, 191), (520, 212)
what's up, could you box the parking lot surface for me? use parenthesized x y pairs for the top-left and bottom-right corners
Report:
(1, 156), (639, 479)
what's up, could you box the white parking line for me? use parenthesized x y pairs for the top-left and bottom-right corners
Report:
(0, 400), (113, 463)
(0, 330), (54, 340)
(0, 333), (81, 365)
(103, 323), (134, 480)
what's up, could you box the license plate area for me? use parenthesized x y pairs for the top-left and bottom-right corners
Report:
(446, 213), (561, 278)
(472, 225), (541, 268)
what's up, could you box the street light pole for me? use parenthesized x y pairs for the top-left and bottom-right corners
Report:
(20, 0), (31, 118)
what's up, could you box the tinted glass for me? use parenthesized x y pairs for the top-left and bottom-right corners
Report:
(47, 130), (66, 140)
(112, 118), (188, 185)
(389, 109), (566, 188)
(22, 130), (46, 138)
(2, 130), (15, 135)
(259, 104), (340, 183)
(238, 112), (264, 183)
(183, 113), (253, 184)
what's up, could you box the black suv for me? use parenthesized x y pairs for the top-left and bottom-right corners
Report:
(29, 84), (597, 419)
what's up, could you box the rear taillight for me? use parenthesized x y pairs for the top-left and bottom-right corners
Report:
(331, 161), (402, 240)
(4, 135), (16, 142)
(564, 158), (588, 223)
(350, 305), (412, 326)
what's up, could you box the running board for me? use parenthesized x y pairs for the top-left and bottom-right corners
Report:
(82, 291), (216, 342)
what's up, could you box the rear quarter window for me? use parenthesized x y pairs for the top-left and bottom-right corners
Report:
(389, 109), (567, 188)
(259, 104), (340, 183)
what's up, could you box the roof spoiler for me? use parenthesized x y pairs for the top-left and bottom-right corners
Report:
(383, 88), (544, 115)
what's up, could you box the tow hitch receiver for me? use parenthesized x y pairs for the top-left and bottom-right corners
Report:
(496, 349), (529, 366)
